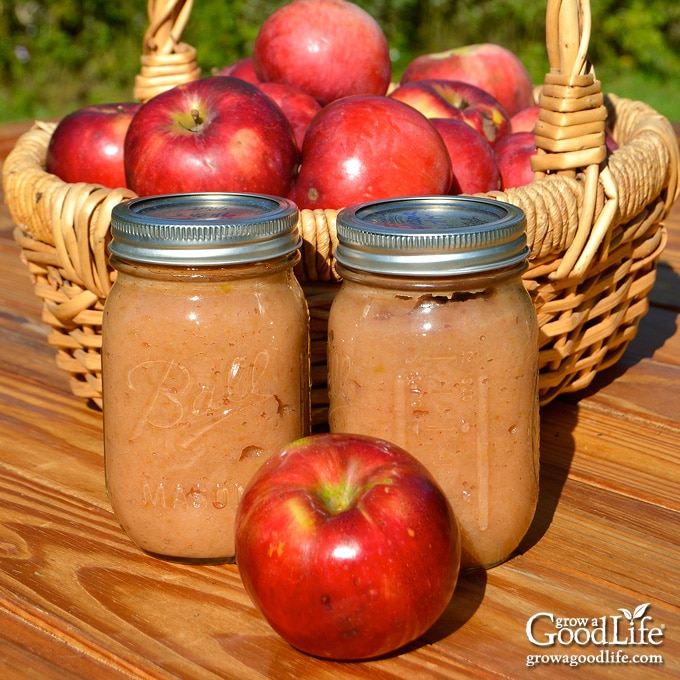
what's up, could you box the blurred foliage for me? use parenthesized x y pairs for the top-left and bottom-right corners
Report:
(1, 0), (679, 123)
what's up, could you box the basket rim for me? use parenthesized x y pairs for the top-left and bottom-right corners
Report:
(3, 92), (677, 284)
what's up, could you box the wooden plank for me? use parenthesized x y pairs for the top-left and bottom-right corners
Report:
(429, 560), (680, 679)
(0, 608), (140, 680)
(0, 377), (107, 509)
(575, 358), (680, 427)
(2, 464), (678, 679)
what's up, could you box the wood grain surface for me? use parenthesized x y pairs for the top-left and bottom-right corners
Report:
(1, 125), (679, 679)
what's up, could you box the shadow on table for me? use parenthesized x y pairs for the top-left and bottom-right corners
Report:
(514, 397), (577, 558)
(419, 568), (488, 646)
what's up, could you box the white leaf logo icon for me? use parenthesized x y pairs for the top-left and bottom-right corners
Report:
(633, 603), (650, 619)
(618, 603), (650, 622)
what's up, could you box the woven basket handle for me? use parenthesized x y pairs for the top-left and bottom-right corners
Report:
(133, 0), (201, 102)
(531, 0), (617, 279)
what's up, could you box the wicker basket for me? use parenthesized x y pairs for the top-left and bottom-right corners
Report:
(3, 0), (679, 427)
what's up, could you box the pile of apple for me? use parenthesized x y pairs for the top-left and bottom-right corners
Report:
(46, 0), (546, 207)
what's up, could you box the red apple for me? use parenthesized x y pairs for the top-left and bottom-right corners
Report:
(253, 0), (391, 106)
(46, 102), (141, 188)
(124, 76), (299, 197)
(255, 81), (322, 150)
(494, 131), (537, 189)
(389, 79), (511, 147)
(606, 132), (619, 153)
(235, 433), (461, 660)
(289, 95), (453, 210)
(401, 43), (535, 118)
(219, 56), (260, 84)
(510, 104), (540, 133)
(431, 118), (500, 195)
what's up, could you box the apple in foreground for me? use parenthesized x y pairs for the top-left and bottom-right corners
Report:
(431, 118), (500, 194)
(235, 433), (461, 660)
(401, 43), (535, 118)
(494, 131), (537, 189)
(46, 102), (140, 188)
(289, 95), (453, 209)
(390, 79), (511, 147)
(253, 0), (391, 106)
(255, 81), (322, 150)
(124, 76), (299, 197)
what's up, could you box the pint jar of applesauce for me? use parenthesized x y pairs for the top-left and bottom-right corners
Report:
(102, 193), (310, 562)
(327, 196), (539, 570)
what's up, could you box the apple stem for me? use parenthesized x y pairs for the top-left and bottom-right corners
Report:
(318, 481), (356, 515)
(190, 108), (203, 131)
(317, 476), (393, 515)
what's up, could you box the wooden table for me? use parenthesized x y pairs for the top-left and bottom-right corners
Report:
(1, 122), (679, 679)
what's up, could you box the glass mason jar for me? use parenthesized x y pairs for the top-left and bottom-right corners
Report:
(327, 196), (539, 570)
(102, 193), (310, 563)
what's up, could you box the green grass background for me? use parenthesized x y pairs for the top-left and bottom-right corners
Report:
(1, 0), (678, 123)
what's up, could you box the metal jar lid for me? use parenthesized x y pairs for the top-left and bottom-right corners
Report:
(335, 196), (528, 276)
(110, 193), (300, 266)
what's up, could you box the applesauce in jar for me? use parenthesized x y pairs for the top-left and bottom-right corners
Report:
(327, 197), (539, 570)
(103, 193), (310, 562)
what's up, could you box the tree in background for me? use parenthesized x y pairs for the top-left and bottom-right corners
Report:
(1, 0), (148, 119)
(1, 0), (679, 123)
